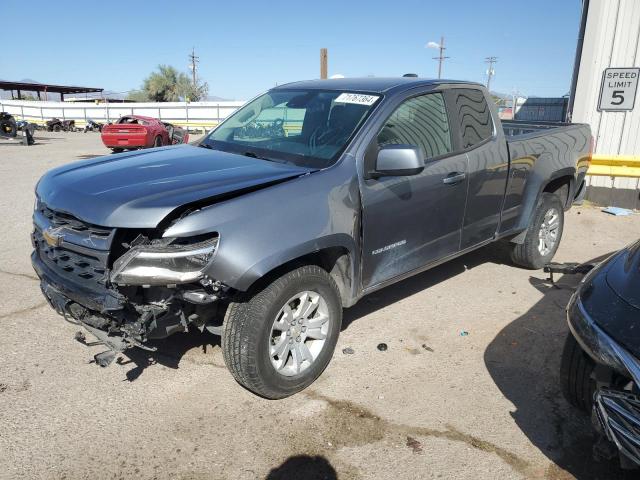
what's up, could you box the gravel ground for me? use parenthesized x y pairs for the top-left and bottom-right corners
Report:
(1, 132), (639, 480)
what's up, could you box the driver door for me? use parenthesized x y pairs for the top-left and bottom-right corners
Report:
(360, 91), (469, 289)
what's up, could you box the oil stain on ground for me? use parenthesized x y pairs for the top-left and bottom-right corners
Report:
(302, 390), (531, 476)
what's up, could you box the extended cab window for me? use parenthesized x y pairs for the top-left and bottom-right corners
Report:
(453, 89), (493, 148)
(377, 93), (452, 159)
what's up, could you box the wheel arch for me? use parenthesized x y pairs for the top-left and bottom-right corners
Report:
(543, 173), (575, 210)
(510, 167), (576, 244)
(234, 240), (357, 308)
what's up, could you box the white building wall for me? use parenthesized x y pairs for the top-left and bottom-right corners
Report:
(572, 0), (640, 156)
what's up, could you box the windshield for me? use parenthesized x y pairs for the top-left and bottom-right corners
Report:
(201, 89), (380, 168)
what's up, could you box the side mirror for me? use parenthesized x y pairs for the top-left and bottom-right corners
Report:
(374, 145), (425, 177)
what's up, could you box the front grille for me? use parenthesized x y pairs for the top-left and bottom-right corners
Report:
(35, 230), (108, 288)
(33, 205), (115, 291)
(39, 205), (112, 238)
(595, 389), (640, 465)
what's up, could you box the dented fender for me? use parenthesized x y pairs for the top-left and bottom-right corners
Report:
(163, 159), (362, 300)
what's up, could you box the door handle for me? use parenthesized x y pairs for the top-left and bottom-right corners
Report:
(443, 172), (466, 185)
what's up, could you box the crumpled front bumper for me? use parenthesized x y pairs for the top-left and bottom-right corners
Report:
(595, 389), (640, 466)
(32, 250), (125, 315)
(32, 244), (216, 362)
(567, 288), (640, 467)
(32, 250), (134, 355)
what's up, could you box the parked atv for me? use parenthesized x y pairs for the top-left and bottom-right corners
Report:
(83, 119), (103, 133)
(0, 112), (17, 138)
(16, 120), (38, 132)
(46, 118), (76, 132)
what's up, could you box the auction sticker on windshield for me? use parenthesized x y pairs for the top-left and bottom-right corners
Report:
(335, 93), (379, 105)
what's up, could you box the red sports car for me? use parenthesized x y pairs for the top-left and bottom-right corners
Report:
(101, 115), (189, 152)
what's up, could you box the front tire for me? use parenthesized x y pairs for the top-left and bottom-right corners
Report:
(0, 118), (17, 137)
(153, 135), (162, 147)
(511, 192), (564, 269)
(222, 265), (342, 399)
(560, 333), (595, 412)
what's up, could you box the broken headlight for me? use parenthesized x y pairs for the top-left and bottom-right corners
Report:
(110, 236), (219, 286)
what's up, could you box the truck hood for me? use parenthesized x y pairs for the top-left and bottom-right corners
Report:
(36, 145), (313, 228)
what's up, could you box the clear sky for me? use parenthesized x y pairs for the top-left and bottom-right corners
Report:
(1, 0), (582, 100)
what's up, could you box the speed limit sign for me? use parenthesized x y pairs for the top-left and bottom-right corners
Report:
(598, 67), (640, 111)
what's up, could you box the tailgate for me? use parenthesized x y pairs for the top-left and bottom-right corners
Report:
(101, 124), (148, 146)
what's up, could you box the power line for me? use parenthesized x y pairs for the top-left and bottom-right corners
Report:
(189, 47), (200, 87)
(485, 56), (497, 92)
(431, 36), (450, 79)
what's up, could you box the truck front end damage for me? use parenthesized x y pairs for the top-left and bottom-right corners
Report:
(31, 201), (226, 366)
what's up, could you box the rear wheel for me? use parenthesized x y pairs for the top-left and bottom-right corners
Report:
(153, 135), (162, 147)
(222, 265), (342, 399)
(0, 118), (17, 137)
(511, 192), (564, 269)
(111, 148), (123, 153)
(561, 333), (596, 412)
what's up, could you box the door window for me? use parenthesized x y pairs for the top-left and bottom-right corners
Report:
(377, 93), (452, 159)
(453, 89), (494, 148)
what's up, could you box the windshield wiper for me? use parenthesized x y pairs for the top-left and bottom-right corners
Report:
(201, 142), (286, 163)
(242, 151), (285, 163)
(242, 151), (264, 159)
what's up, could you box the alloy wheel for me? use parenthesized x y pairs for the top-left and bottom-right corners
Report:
(268, 291), (330, 377)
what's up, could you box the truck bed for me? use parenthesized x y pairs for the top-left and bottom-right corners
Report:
(498, 120), (592, 235)
(501, 120), (578, 138)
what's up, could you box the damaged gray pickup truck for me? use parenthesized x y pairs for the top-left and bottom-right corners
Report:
(32, 78), (592, 398)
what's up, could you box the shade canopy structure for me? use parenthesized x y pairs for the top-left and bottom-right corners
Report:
(0, 81), (103, 101)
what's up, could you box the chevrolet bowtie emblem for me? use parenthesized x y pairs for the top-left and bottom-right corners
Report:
(42, 227), (63, 247)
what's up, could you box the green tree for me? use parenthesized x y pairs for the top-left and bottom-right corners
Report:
(126, 90), (149, 102)
(177, 75), (209, 102)
(129, 65), (209, 102)
(491, 94), (506, 106)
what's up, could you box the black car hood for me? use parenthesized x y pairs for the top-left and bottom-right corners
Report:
(36, 145), (312, 228)
(606, 239), (640, 309)
(579, 240), (640, 358)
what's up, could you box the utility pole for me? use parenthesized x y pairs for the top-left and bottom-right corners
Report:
(431, 36), (449, 79)
(320, 48), (328, 79)
(485, 56), (497, 92)
(189, 47), (200, 87)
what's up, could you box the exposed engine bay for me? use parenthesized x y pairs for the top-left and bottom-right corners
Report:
(31, 201), (228, 366)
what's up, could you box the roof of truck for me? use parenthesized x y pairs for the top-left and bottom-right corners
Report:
(273, 77), (484, 94)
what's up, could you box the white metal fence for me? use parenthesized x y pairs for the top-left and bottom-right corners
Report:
(0, 99), (246, 131)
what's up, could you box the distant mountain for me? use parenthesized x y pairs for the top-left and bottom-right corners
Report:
(206, 95), (232, 101)
(0, 78), (41, 84)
